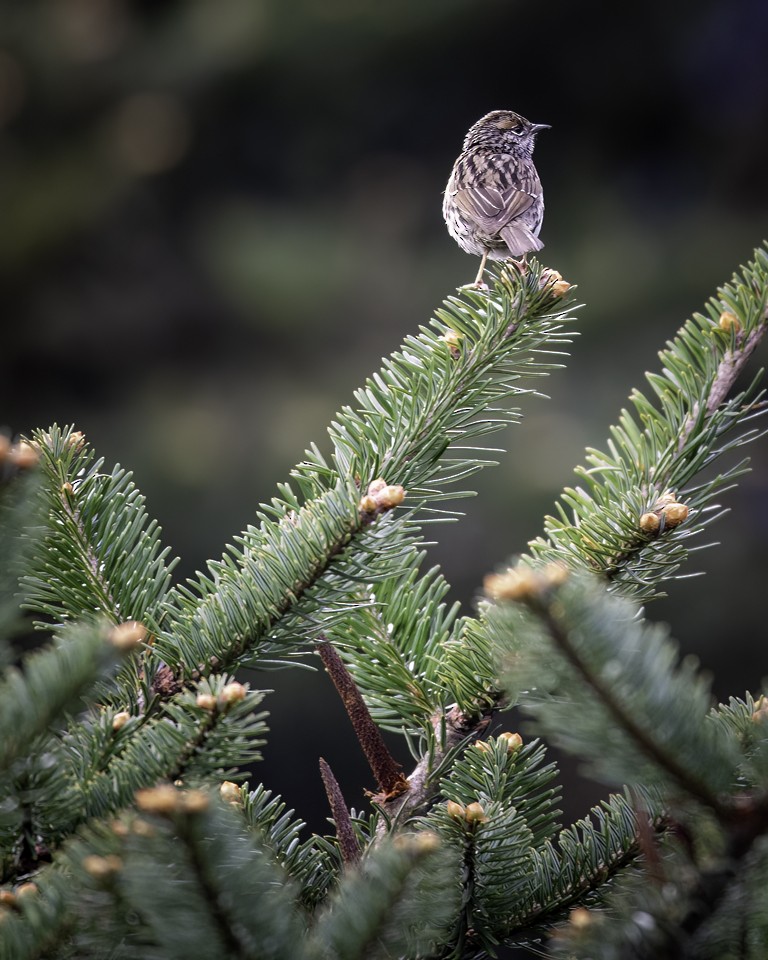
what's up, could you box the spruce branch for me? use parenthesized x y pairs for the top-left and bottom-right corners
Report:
(28, 675), (269, 851)
(526, 584), (729, 817)
(306, 832), (461, 960)
(153, 262), (574, 688)
(678, 325), (765, 451)
(507, 789), (666, 941)
(239, 782), (340, 908)
(436, 246), (768, 782)
(0, 620), (138, 775)
(3, 244), (767, 959)
(549, 823), (768, 959)
(491, 569), (742, 806)
(524, 245), (768, 600)
(21, 425), (177, 631)
(323, 556), (461, 742)
(79, 790), (305, 960)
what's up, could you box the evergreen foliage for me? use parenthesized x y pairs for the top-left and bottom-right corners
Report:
(0, 248), (766, 958)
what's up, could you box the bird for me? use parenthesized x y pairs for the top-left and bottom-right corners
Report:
(443, 110), (549, 286)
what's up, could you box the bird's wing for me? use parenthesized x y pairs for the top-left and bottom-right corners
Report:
(453, 184), (535, 234)
(452, 154), (539, 234)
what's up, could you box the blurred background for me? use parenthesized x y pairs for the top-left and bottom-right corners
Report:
(2, 0), (768, 906)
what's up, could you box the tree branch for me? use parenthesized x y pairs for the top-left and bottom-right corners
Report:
(316, 637), (407, 800)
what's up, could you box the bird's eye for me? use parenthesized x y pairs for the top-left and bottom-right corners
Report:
(495, 119), (523, 135)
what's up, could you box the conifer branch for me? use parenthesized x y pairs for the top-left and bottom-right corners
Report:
(3, 247), (767, 958)
(530, 590), (729, 817)
(154, 262), (573, 688)
(56, 483), (119, 621)
(21, 425), (176, 632)
(169, 804), (254, 960)
(498, 789), (666, 945)
(0, 621), (135, 775)
(491, 569), (742, 803)
(524, 246), (768, 600)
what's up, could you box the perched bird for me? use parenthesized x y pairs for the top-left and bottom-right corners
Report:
(443, 110), (549, 285)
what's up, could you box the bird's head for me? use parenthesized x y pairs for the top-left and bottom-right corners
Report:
(463, 110), (549, 156)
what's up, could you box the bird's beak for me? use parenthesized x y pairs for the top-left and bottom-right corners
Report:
(531, 123), (551, 133)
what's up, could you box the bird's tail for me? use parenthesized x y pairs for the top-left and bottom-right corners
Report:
(500, 223), (544, 257)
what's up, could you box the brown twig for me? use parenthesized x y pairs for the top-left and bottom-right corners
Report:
(316, 637), (407, 800)
(319, 757), (361, 865)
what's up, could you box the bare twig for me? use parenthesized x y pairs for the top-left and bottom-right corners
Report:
(316, 637), (407, 800)
(319, 757), (361, 865)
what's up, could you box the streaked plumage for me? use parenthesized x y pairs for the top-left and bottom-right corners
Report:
(443, 110), (549, 285)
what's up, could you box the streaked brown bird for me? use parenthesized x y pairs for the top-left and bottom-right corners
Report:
(443, 110), (549, 285)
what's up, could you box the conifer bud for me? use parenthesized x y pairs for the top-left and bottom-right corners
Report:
(484, 563), (567, 601)
(661, 502), (689, 528)
(440, 328), (463, 358)
(473, 740), (491, 753)
(196, 693), (217, 711)
(569, 906), (592, 930)
(135, 784), (180, 815)
(751, 696), (768, 723)
(464, 802), (487, 823)
(718, 310), (741, 333)
(393, 831), (440, 854)
(446, 800), (466, 819)
(8, 441), (39, 469)
(61, 481), (75, 500)
(484, 568), (538, 601)
(109, 620), (147, 651)
(440, 328), (463, 348)
(179, 790), (209, 814)
(0, 891), (16, 907)
(220, 781), (242, 805)
(15, 882), (37, 900)
(111, 710), (130, 731)
(131, 818), (156, 837)
(359, 477), (406, 517)
(498, 731), (523, 753)
(82, 855), (123, 879)
(541, 269), (571, 297)
(219, 681), (247, 706)
(639, 512), (661, 535)
(377, 485), (405, 509)
(68, 430), (86, 451)
(367, 478), (387, 497)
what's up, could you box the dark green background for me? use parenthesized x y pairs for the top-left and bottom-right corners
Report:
(2, 0), (767, 936)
